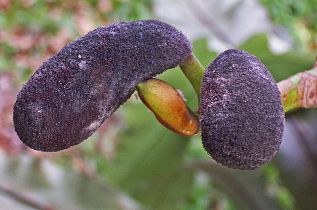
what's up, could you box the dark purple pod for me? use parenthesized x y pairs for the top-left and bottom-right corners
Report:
(200, 49), (284, 170)
(14, 20), (191, 152)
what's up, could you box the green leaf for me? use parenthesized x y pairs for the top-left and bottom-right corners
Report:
(192, 39), (217, 68)
(105, 102), (194, 210)
(240, 34), (315, 81)
(188, 160), (284, 210)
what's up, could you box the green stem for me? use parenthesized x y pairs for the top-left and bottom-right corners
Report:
(179, 54), (205, 99)
(138, 52), (317, 130)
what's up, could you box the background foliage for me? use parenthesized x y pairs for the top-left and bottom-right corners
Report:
(0, 0), (316, 209)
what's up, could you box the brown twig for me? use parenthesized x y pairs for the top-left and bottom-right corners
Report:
(0, 184), (54, 210)
(185, 0), (236, 46)
(187, 160), (270, 210)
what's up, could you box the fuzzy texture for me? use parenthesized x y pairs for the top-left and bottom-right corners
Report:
(200, 49), (284, 170)
(14, 20), (191, 152)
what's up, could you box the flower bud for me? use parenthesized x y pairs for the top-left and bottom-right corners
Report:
(137, 79), (199, 136)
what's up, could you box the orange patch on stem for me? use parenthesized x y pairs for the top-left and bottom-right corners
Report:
(297, 72), (317, 109)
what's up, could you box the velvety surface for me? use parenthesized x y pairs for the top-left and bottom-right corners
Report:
(200, 49), (284, 169)
(14, 20), (191, 152)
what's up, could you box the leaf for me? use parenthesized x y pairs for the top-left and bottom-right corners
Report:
(188, 160), (284, 210)
(104, 101), (194, 210)
(192, 39), (217, 68)
(240, 34), (315, 81)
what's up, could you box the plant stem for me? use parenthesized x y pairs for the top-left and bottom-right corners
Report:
(179, 53), (205, 99)
(0, 184), (54, 210)
(137, 53), (317, 136)
(278, 65), (317, 112)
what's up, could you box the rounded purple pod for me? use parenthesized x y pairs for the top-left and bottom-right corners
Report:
(14, 20), (191, 152)
(200, 49), (284, 169)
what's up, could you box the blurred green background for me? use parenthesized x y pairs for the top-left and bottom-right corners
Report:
(0, 0), (317, 209)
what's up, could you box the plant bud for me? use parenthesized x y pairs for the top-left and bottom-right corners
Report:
(137, 79), (199, 136)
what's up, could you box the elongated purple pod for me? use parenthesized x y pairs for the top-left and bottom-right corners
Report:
(14, 20), (191, 152)
(200, 49), (284, 169)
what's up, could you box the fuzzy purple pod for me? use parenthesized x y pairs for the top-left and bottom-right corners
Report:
(13, 20), (192, 152)
(200, 49), (284, 169)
